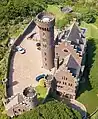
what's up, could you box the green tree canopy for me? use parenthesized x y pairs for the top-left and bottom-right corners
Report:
(15, 100), (82, 119)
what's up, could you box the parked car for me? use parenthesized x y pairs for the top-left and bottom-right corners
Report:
(36, 74), (45, 81)
(16, 46), (25, 54)
(36, 42), (41, 47)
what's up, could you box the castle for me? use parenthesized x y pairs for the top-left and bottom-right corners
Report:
(35, 12), (86, 99)
(3, 86), (38, 117)
(4, 12), (86, 117)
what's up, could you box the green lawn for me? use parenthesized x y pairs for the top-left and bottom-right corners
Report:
(46, 5), (65, 21)
(35, 86), (47, 102)
(80, 21), (98, 38)
(77, 22), (98, 114)
(91, 111), (98, 119)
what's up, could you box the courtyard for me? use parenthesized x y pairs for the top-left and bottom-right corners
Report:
(7, 26), (53, 96)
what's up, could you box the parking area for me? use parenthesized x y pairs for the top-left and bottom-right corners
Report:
(8, 26), (53, 96)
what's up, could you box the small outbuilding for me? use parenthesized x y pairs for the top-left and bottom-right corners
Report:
(61, 6), (73, 13)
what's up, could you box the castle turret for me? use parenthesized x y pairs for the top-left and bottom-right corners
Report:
(23, 86), (38, 109)
(35, 12), (55, 70)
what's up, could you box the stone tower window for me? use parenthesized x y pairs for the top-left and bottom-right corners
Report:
(18, 109), (21, 112)
(56, 53), (58, 55)
(45, 63), (47, 66)
(45, 58), (47, 61)
(44, 52), (46, 55)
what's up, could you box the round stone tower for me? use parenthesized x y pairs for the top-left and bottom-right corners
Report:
(35, 12), (55, 70)
(23, 86), (38, 109)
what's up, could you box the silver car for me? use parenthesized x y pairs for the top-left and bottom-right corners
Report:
(16, 46), (25, 54)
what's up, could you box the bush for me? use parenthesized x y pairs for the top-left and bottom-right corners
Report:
(56, 17), (69, 29)
(83, 13), (96, 23)
(39, 79), (46, 87)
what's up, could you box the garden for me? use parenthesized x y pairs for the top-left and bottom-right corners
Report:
(35, 79), (47, 103)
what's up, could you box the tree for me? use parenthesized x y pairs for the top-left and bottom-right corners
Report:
(14, 100), (82, 119)
(83, 12), (96, 23)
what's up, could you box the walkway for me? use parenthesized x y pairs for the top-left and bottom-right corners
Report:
(68, 99), (87, 119)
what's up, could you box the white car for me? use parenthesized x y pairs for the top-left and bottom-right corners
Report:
(16, 46), (25, 54)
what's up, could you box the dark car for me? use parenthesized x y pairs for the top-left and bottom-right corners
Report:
(36, 74), (45, 81)
(36, 42), (41, 50)
(36, 42), (41, 47)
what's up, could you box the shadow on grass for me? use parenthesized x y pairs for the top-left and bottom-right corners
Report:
(77, 38), (96, 97)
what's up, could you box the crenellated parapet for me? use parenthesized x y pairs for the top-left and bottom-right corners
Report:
(35, 12), (55, 30)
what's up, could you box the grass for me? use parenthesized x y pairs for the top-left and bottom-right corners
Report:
(94, 16), (98, 28)
(80, 21), (98, 38)
(91, 111), (98, 119)
(46, 5), (65, 22)
(35, 85), (47, 102)
(9, 23), (29, 38)
(77, 21), (98, 114)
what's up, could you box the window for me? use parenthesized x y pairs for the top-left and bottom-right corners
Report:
(56, 53), (58, 55)
(68, 83), (72, 86)
(66, 78), (67, 80)
(44, 52), (46, 55)
(14, 111), (17, 113)
(64, 76), (65, 80)
(63, 82), (64, 84)
(65, 82), (66, 85)
(45, 63), (47, 66)
(62, 76), (66, 80)
(63, 49), (68, 52)
(23, 109), (25, 112)
(18, 109), (21, 112)
(45, 58), (47, 61)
